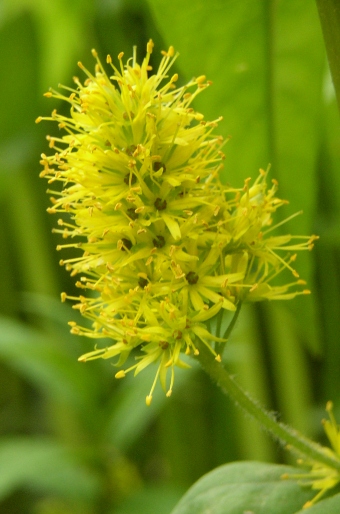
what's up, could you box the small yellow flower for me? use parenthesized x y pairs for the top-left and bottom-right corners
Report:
(283, 402), (340, 508)
(223, 169), (317, 302)
(38, 40), (316, 403)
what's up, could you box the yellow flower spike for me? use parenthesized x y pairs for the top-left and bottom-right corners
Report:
(40, 41), (316, 401)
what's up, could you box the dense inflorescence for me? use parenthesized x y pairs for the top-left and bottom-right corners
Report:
(37, 40), (317, 403)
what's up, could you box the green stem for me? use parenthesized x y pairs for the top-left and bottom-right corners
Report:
(316, 0), (340, 113)
(216, 301), (242, 355)
(195, 340), (340, 472)
(222, 302), (242, 340)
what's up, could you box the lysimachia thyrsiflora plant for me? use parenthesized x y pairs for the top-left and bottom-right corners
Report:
(37, 40), (340, 510)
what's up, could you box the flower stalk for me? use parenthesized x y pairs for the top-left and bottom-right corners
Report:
(195, 333), (340, 474)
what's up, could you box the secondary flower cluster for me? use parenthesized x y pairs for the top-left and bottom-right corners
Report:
(37, 40), (316, 404)
(283, 402), (340, 509)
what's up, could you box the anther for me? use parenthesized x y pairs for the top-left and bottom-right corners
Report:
(147, 39), (154, 54)
(196, 75), (206, 84)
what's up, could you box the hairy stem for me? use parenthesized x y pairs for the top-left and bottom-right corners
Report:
(195, 340), (340, 472)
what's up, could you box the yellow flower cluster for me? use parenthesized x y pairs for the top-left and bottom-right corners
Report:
(37, 40), (316, 404)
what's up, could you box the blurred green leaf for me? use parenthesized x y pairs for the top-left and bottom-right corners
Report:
(116, 485), (183, 514)
(274, 0), (324, 226)
(264, 303), (312, 434)
(106, 360), (196, 451)
(2, 0), (94, 91)
(0, 437), (100, 502)
(0, 316), (99, 412)
(224, 305), (276, 462)
(271, 1), (325, 352)
(170, 461), (313, 514)
(0, 9), (38, 153)
(6, 171), (60, 297)
(33, 0), (94, 91)
(94, 0), (152, 62)
(323, 94), (340, 215)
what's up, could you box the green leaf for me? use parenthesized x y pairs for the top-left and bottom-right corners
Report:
(264, 303), (312, 434)
(106, 361), (197, 451)
(271, 1), (325, 352)
(0, 9), (38, 155)
(2, 0), (94, 91)
(170, 461), (313, 514)
(148, 0), (270, 185)
(0, 437), (100, 502)
(116, 485), (184, 514)
(0, 316), (99, 412)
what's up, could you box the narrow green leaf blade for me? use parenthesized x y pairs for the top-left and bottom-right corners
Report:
(0, 437), (99, 502)
(0, 316), (98, 411)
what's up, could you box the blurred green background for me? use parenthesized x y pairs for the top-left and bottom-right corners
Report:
(0, 0), (339, 512)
